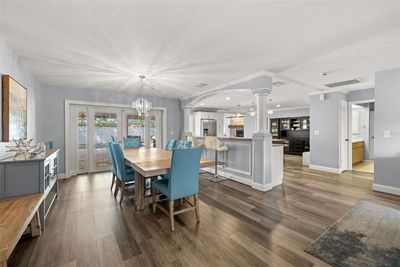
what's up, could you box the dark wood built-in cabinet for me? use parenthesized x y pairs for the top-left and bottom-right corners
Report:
(271, 117), (310, 155)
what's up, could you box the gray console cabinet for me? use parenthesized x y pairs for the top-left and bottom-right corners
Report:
(0, 149), (60, 229)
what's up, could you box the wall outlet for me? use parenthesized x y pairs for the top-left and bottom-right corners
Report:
(384, 130), (391, 138)
(314, 130), (320, 136)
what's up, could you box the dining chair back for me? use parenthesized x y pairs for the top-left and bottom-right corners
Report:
(176, 140), (192, 149)
(110, 136), (116, 142)
(108, 141), (117, 175)
(111, 143), (135, 182)
(164, 139), (177, 151)
(151, 148), (202, 231)
(168, 148), (201, 200)
(108, 141), (118, 190)
(123, 136), (141, 148)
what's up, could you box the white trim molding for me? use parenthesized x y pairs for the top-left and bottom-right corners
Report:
(201, 167), (274, 192)
(373, 183), (400, 196)
(309, 164), (343, 174)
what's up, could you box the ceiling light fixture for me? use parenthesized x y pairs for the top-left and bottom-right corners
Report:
(133, 75), (152, 118)
(250, 107), (254, 111)
(225, 97), (230, 101)
(200, 103), (205, 106)
(276, 104), (281, 108)
(267, 110), (274, 115)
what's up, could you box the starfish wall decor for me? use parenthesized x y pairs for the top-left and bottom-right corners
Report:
(6, 138), (35, 160)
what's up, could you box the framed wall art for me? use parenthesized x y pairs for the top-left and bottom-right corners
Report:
(2, 75), (28, 142)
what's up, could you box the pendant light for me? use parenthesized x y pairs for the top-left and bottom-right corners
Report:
(133, 75), (152, 118)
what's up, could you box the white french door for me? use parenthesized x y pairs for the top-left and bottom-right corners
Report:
(89, 108), (122, 173)
(68, 103), (165, 176)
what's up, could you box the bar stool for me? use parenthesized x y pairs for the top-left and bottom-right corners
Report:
(204, 136), (228, 182)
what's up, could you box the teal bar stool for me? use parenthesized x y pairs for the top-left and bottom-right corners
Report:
(151, 148), (202, 231)
(111, 143), (135, 204)
(107, 142), (134, 193)
(123, 136), (141, 148)
(176, 140), (192, 149)
(164, 139), (177, 151)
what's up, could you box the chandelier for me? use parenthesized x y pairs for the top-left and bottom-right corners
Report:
(133, 75), (152, 117)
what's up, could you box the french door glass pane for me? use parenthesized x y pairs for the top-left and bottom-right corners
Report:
(127, 114), (145, 146)
(78, 111), (87, 170)
(150, 115), (157, 148)
(94, 112), (117, 169)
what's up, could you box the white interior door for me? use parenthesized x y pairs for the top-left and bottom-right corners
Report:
(340, 100), (348, 172)
(369, 110), (375, 159)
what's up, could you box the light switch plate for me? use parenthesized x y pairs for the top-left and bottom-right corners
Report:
(314, 130), (320, 136)
(384, 130), (391, 138)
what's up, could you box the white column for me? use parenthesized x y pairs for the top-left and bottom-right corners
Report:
(254, 88), (272, 134)
(252, 88), (273, 192)
(182, 107), (193, 139)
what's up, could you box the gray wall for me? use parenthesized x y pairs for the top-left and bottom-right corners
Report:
(347, 88), (374, 102)
(310, 92), (346, 169)
(0, 38), (42, 154)
(374, 68), (400, 189)
(270, 107), (309, 119)
(36, 85), (182, 173)
(0, 37), (182, 174)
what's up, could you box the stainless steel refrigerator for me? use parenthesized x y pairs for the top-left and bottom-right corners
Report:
(201, 119), (217, 136)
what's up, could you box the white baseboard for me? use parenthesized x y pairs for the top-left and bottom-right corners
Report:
(201, 167), (273, 192)
(373, 183), (400, 196)
(252, 182), (273, 192)
(309, 164), (342, 174)
(202, 167), (253, 186)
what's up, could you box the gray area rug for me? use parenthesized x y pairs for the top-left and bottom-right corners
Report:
(305, 200), (400, 267)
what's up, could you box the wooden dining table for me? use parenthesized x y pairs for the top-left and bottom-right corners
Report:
(123, 147), (214, 211)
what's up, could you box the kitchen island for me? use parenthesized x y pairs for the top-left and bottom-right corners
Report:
(195, 136), (284, 190)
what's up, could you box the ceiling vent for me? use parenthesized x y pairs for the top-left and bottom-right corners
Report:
(273, 81), (285, 87)
(196, 83), (208, 87)
(325, 79), (361, 88)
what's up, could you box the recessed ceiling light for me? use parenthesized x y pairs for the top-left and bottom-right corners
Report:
(320, 72), (328, 76)
(200, 103), (205, 106)
(276, 104), (281, 108)
(225, 97), (230, 101)
(250, 107), (254, 111)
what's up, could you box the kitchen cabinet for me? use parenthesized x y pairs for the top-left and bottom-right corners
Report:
(352, 141), (364, 164)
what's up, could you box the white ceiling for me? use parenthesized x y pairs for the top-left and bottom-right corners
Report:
(1, 1), (399, 108)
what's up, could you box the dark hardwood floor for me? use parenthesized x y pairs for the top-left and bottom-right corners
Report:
(9, 155), (400, 267)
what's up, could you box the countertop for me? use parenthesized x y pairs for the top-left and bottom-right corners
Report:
(194, 136), (253, 141)
(0, 148), (60, 163)
(352, 139), (364, 143)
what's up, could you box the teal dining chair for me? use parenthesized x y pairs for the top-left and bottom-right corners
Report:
(176, 140), (192, 149)
(107, 142), (134, 194)
(164, 139), (177, 151)
(123, 136), (141, 148)
(111, 142), (135, 204)
(151, 148), (202, 231)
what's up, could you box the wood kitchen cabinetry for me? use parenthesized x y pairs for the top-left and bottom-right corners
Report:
(352, 141), (364, 164)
